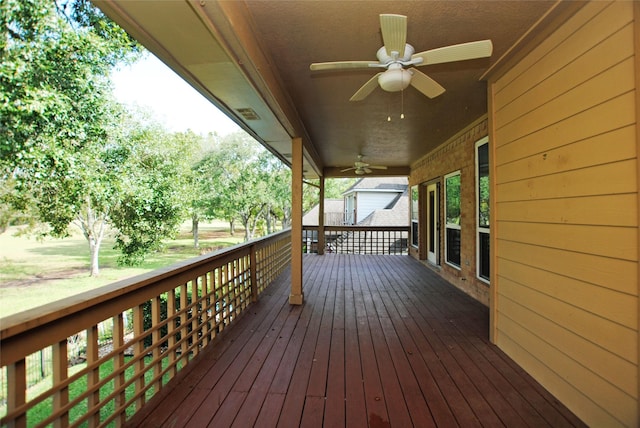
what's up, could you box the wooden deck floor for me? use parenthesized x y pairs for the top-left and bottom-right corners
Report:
(128, 255), (585, 427)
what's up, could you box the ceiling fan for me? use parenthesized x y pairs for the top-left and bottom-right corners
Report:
(341, 155), (388, 175)
(310, 14), (493, 101)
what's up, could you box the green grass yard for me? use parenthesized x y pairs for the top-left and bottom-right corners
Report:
(0, 221), (244, 317)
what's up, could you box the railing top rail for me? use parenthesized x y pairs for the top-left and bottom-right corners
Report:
(305, 225), (410, 232)
(0, 229), (291, 356)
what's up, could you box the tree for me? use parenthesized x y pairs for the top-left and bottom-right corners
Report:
(1, 1), (199, 275)
(192, 132), (291, 242)
(302, 177), (357, 214)
(1, 0), (139, 170)
(109, 122), (198, 266)
(261, 154), (291, 233)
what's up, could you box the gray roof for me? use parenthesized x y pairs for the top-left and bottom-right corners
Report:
(302, 199), (343, 226)
(344, 176), (408, 194)
(358, 191), (409, 227)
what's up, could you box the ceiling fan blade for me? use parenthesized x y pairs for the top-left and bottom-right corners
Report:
(410, 69), (446, 98)
(341, 166), (356, 172)
(350, 72), (382, 102)
(369, 165), (388, 170)
(380, 14), (407, 58)
(363, 167), (373, 174)
(310, 61), (378, 71)
(412, 40), (493, 66)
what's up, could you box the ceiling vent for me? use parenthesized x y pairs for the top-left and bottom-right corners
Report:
(236, 108), (260, 120)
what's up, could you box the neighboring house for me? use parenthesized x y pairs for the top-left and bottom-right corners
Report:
(302, 177), (409, 227)
(301, 199), (343, 226)
(343, 177), (408, 225)
(303, 177), (409, 254)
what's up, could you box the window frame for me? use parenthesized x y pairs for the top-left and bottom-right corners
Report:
(410, 185), (419, 248)
(475, 137), (490, 283)
(444, 170), (461, 270)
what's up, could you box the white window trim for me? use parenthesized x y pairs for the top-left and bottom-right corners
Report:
(444, 170), (461, 270)
(410, 185), (419, 248)
(475, 137), (490, 284)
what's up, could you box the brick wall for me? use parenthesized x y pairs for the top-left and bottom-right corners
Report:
(409, 115), (489, 305)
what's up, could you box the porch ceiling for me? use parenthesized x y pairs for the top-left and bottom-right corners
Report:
(94, 0), (557, 178)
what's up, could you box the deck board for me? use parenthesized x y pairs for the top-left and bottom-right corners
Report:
(127, 255), (587, 427)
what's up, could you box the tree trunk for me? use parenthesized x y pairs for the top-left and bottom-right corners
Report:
(266, 211), (273, 234)
(192, 215), (199, 249)
(80, 198), (107, 277)
(229, 219), (235, 236)
(89, 241), (100, 277)
(243, 219), (251, 241)
(88, 216), (106, 277)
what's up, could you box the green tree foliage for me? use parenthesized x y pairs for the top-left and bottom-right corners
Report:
(1, 1), (198, 275)
(109, 124), (198, 266)
(262, 155), (291, 233)
(302, 178), (357, 214)
(192, 132), (291, 242)
(445, 173), (461, 225)
(1, 0), (139, 169)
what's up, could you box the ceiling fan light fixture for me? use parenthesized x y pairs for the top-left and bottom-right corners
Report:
(378, 67), (411, 92)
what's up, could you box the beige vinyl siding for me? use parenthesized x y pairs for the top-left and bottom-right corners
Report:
(490, 1), (638, 427)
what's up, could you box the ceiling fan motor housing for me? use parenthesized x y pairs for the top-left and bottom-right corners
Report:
(376, 44), (414, 63)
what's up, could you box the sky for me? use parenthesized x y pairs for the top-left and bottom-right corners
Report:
(111, 53), (241, 136)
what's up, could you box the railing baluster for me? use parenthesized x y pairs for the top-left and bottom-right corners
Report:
(52, 340), (68, 427)
(112, 312), (126, 424)
(179, 282), (188, 366)
(151, 296), (162, 394)
(86, 325), (100, 427)
(133, 304), (146, 410)
(166, 289), (177, 376)
(190, 278), (199, 357)
(201, 274), (210, 347)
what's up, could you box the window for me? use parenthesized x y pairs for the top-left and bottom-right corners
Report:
(444, 171), (461, 268)
(410, 185), (419, 247)
(476, 138), (490, 282)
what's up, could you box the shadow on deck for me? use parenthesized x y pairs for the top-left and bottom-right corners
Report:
(128, 254), (585, 427)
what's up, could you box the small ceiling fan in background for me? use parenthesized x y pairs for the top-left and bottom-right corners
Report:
(341, 155), (388, 175)
(310, 14), (493, 101)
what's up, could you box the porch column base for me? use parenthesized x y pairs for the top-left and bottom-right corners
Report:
(289, 293), (304, 305)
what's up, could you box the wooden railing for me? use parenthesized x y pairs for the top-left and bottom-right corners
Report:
(0, 230), (291, 427)
(303, 225), (409, 255)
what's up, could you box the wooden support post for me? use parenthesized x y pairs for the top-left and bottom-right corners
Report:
(318, 175), (325, 255)
(289, 137), (304, 305)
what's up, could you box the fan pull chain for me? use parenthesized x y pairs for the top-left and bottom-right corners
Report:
(387, 99), (391, 122)
(401, 88), (405, 119)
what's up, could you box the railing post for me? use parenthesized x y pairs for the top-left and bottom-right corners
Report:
(7, 359), (26, 428)
(250, 244), (258, 302)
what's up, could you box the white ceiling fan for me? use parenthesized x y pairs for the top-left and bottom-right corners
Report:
(341, 155), (388, 175)
(310, 14), (493, 101)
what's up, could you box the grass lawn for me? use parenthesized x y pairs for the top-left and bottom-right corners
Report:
(0, 221), (245, 317)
